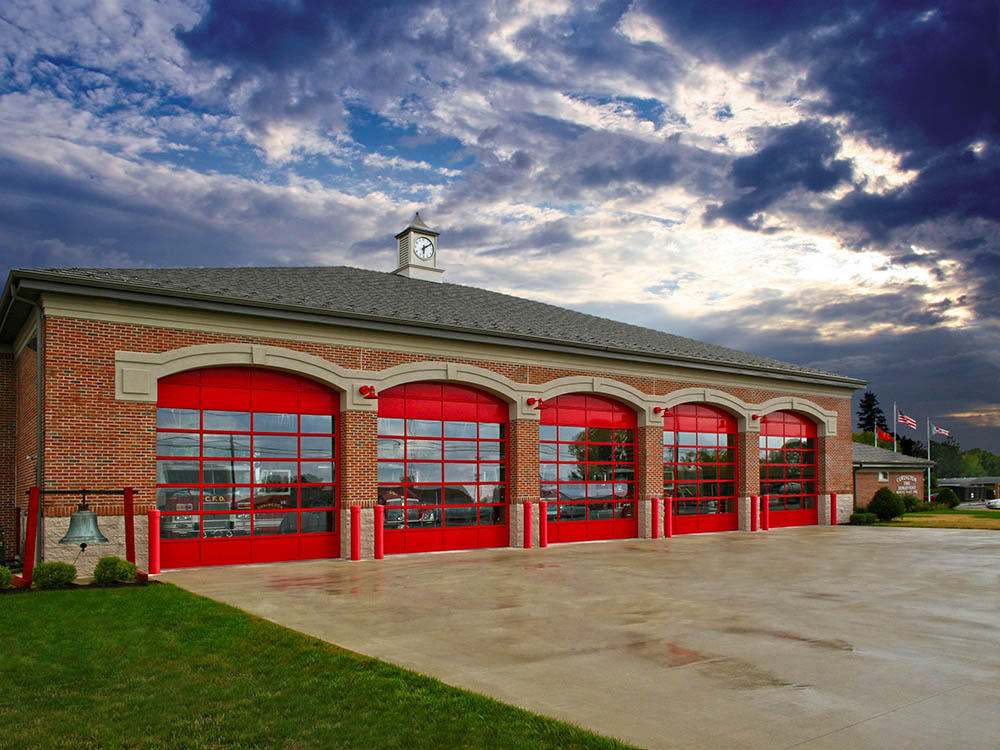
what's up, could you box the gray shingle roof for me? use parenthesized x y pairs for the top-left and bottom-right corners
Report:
(853, 443), (934, 467)
(14, 265), (863, 384)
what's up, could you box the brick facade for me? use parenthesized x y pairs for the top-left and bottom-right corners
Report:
(7, 311), (857, 573)
(855, 469), (928, 507)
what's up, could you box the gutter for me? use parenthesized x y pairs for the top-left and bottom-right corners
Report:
(7, 273), (867, 391)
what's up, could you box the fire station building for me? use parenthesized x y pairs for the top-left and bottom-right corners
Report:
(0, 216), (864, 575)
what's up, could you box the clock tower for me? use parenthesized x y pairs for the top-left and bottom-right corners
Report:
(394, 212), (443, 282)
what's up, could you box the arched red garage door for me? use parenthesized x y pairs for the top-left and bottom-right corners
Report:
(759, 411), (819, 527)
(539, 394), (637, 543)
(376, 382), (509, 554)
(155, 367), (340, 569)
(663, 404), (739, 534)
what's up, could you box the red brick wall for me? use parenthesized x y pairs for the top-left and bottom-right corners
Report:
(855, 469), (928, 506)
(738, 431), (760, 497)
(0, 352), (14, 560)
(508, 419), (540, 506)
(636, 425), (662, 501)
(38, 314), (855, 521)
(15, 344), (39, 520)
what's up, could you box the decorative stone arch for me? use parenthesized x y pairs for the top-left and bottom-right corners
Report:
(753, 396), (838, 437)
(115, 343), (354, 405)
(536, 376), (657, 426)
(370, 360), (528, 419)
(660, 387), (753, 431)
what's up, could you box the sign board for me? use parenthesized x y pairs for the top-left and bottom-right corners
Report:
(896, 474), (919, 495)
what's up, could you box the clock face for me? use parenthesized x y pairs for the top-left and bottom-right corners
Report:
(414, 236), (435, 260)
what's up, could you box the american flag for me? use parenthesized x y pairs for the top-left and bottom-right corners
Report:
(898, 411), (917, 429)
(933, 424), (951, 437)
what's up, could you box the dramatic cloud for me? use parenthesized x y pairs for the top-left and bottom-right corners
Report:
(1, 0), (998, 449)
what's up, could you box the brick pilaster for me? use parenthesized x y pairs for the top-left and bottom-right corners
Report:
(738, 429), (760, 531)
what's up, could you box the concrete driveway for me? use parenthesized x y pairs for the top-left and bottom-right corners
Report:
(161, 527), (1000, 749)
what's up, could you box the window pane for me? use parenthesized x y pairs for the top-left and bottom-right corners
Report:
(301, 511), (335, 533)
(254, 412), (297, 433)
(560, 483), (586, 499)
(407, 462), (442, 483)
(407, 440), (441, 460)
(157, 408), (199, 430)
(377, 462), (404, 483)
(204, 410), (251, 432)
(300, 461), (334, 484)
(539, 424), (557, 442)
(559, 503), (586, 521)
(411, 487), (441, 505)
(613, 429), (634, 443)
(559, 464), (585, 481)
(479, 484), (505, 503)
(301, 436), (335, 458)
(697, 432), (718, 447)
(588, 502), (613, 520)
(443, 440), (477, 460)
(614, 445), (634, 462)
(407, 419), (441, 437)
(301, 486), (335, 508)
(587, 464), (614, 481)
(443, 421), (477, 438)
(558, 426), (586, 442)
(377, 417), (404, 436)
(157, 460), (199, 485)
(157, 432), (200, 457)
(203, 513), (250, 538)
(407, 507), (441, 528)
(203, 433), (251, 458)
(254, 486), (298, 510)
(479, 464), (504, 482)
(589, 427), (612, 442)
(156, 487), (199, 512)
(253, 435), (297, 458)
(662, 430), (675, 445)
(253, 462), (295, 484)
(479, 441), (503, 460)
(539, 443), (557, 460)
(443, 463), (476, 482)
(445, 506), (478, 526)
(614, 502), (633, 518)
(301, 414), (333, 434)
(480, 505), (505, 525)
(480, 423), (503, 440)
(444, 485), (475, 504)
(676, 500), (698, 515)
(540, 463), (557, 481)
(161, 515), (199, 540)
(588, 483), (613, 500)
(254, 512), (297, 535)
(558, 444), (580, 461)
(678, 432), (697, 446)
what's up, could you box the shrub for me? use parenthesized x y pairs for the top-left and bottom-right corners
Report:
(900, 494), (922, 512)
(31, 561), (77, 589)
(935, 488), (960, 508)
(0, 565), (13, 590)
(93, 556), (137, 585)
(868, 487), (905, 521)
(849, 512), (877, 525)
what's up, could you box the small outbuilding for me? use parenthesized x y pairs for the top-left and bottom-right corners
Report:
(852, 443), (934, 505)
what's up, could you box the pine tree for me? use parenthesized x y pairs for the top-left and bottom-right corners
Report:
(856, 390), (888, 432)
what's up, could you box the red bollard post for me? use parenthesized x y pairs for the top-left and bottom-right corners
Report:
(123, 487), (136, 565)
(539, 501), (548, 547)
(147, 509), (161, 575)
(664, 497), (673, 538)
(750, 495), (759, 532)
(14, 487), (41, 587)
(374, 504), (384, 560)
(351, 505), (361, 561)
(651, 498), (660, 539)
(830, 492), (838, 526)
(762, 496), (771, 531)
(523, 501), (532, 548)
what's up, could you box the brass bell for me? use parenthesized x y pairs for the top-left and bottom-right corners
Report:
(59, 502), (109, 549)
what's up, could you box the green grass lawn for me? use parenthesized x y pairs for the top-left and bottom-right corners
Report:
(877, 508), (1000, 530)
(0, 584), (633, 749)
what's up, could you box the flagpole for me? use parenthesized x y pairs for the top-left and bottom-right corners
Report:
(892, 401), (899, 453)
(926, 419), (931, 504)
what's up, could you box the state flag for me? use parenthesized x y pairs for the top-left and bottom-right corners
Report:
(898, 411), (917, 429)
(933, 424), (951, 437)
(877, 427), (893, 442)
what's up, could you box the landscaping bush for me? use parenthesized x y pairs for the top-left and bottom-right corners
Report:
(93, 556), (137, 585)
(868, 488), (905, 521)
(0, 565), (13, 590)
(31, 561), (77, 589)
(849, 512), (877, 525)
(935, 488), (960, 508)
(900, 494), (922, 512)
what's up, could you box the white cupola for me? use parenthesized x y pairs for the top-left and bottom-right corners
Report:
(394, 212), (443, 282)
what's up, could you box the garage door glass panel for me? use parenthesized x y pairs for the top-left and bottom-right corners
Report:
(156, 367), (339, 568)
(540, 394), (638, 541)
(664, 404), (738, 533)
(377, 382), (510, 553)
(759, 411), (819, 526)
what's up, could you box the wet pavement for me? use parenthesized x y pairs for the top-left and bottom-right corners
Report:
(161, 527), (1000, 749)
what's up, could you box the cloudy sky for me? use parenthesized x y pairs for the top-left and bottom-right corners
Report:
(2, 1), (998, 450)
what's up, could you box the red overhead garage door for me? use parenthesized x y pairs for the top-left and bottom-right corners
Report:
(155, 367), (339, 569)
(664, 404), (739, 534)
(539, 394), (637, 543)
(376, 382), (509, 554)
(759, 411), (819, 527)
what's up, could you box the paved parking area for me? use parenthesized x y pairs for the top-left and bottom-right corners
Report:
(161, 527), (1000, 749)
